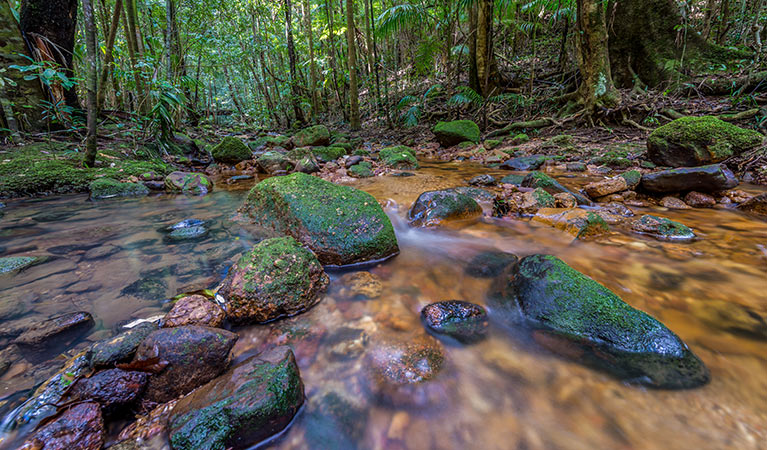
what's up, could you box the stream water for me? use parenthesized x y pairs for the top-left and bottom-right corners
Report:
(0, 160), (765, 449)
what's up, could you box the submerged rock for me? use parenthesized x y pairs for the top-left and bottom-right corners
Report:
(647, 116), (763, 167)
(0, 255), (43, 275)
(421, 300), (488, 343)
(465, 250), (519, 278)
(408, 189), (482, 226)
(165, 171), (213, 195)
(164, 219), (209, 241)
(303, 387), (368, 450)
(337, 271), (383, 300)
(168, 346), (304, 450)
(218, 236), (328, 324)
(737, 193), (767, 218)
(134, 325), (237, 403)
(640, 164), (738, 193)
(239, 173), (399, 266)
(500, 154), (547, 171)
(89, 178), (149, 200)
(488, 254), (709, 388)
(13, 311), (94, 351)
(631, 215), (696, 241)
(433, 120), (480, 146)
(20, 402), (104, 450)
(292, 124), (331, 147)
(211, 137), (251, 164)
(379, 145), (419, 169)
(162, 295), (226, 328)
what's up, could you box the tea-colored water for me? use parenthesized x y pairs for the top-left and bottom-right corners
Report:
(0, 160), (765, 449)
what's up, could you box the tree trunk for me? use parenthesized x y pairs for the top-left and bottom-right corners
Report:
(346, 0), (360, 130)
(82, 0), (99, 167)
(576, 0), (619, 113)
(20, 0), (80, 110)
(97, 0), (123, 110)
(124, 0), (147, 113)
(304, 0), (318, 120)
(284, 0), (306, 125)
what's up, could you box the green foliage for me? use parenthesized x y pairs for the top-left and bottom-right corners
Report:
(148, 82), (187, 150)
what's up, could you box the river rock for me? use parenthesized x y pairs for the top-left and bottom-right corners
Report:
(533, 208), (610, 239)
(256, 151), (294, 174)
(164, 219), (209, 241)
(168, 346), (304, 450)
(91, 322), (158, 367)
(737, 192), (767, 218)
(468, 174), (496, 186)
(164, 172), (213, 195)
(89, 178), (149, 200)
(499, 154), (547, 171)
(66, 369), (148, 415)
(518, 188), (555, 214)
(349, 161), (373, 178)
(631, 214), (696, 241)
(465, 250), (519, 278)
(640, 164), (738, 193)
(683, 191), (716, 208)
(554, 192), (577, 208)
(433, 120), (481, 146)
(303, 387), (368, 450)
(338, 271), (383, 300)
(134, 325), (237, 403)
(379, 146), (419, 169)
(20, 402), (104, 450)
(408, 189), (482, 226)
(115, 400), (178, 448)
(162, 295), (225, 328)
(313, 146), (346, 163)
(660, 196), (690, 209)
(488, 254), (710, 388)
(647, 116), (763, 167)
(211, 137), (251, 164)
(421, 301), (488, 343)
(447, 187), (496, 205)
(292, 124), (331, 147)
(239, 172), (399, 265)
(522, 171), (592, 205)
(584, 177), (628, 198)
(296, 155), (320, 174)
(218, 236), (328, 324)
(0, 255), (43, 275)
(13, 311), (94, 351)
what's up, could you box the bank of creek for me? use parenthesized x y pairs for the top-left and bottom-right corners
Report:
(0, 129), (766, 449)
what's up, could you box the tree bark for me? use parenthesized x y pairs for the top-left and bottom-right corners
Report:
(97, 0), (122, 110)
(576, 0), (619, 112)
(284, 0), (306, 125)
(82, 0), (99, 167)
(346, 0), (360, 129)
(304, 0), (318, 120)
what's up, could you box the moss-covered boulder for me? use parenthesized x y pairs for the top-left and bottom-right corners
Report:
(330, 142), (353, 153)
(239, 173), (399, 266)
(0, 256), (44, 275)
(265, 135), (292, 148)
(217, 237), (328, 324)
(433, 120), (481, 147)
(647, 116), (764, 167)
(164, 172), (213, 195)
(408, 189), (482, 227)
(349, 161), (373, 178)
(379, 146), (419, 169)
(292, 125), (331, 147)
(211, 137), (252, 164)
(489, 254), (709, 388)
(168, 346), (304, 450)
(312, 146), (346, 163)
(89, 178), (149, 200)
(631, 214), (696, 241)
(256, 151), (294, 174)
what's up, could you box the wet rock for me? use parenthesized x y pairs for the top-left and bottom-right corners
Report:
(584, 177), (628, 198)
(433, 120), (480, 146)
(691, 300), (767, 340)
(345, 155), (363, 168)
(303, 388), (368, 450)
(468, 174), (496, 186)
(553, 192), (577, 208)
(499, 154), (547, 171)
(421, 300), (488, 343)
(379, 146), (419, 169)
(91, 322), (158, 367)
(499, 173), (525, 186)
(533, 208), (610, 239)
(83, 244), (121, 260)
(168, 346), (304, 450)
(239, 173), (399, 266)
(134, 325), (237, 403)
(256, 151), (294, 174)
(313, 146), (346, 163)
(566, 162), (587, 172)
(522, 171), (592, 205)
(0, 345), (19, 375)
(647, 116), (763, 167)
(488, 254), (710, 388)
(447, 187), (496, 207)
(631, 214), (696, 241)
(338, 271), (383, 300)
(89, 178), (149, 200)
(13, 311), (94, 351)
(162, 295), (226, 328)
(737, 193), (767, 218)
(0, 255), (43, 275)
(66, 369), (148, 414)
(518, 188), (555, 214)
(660, 196), (691, 209)
(0, 295), (27, 320)
(366, 334), (447, 408)
(211, 137), (251, 164)
(465, 250), (519, 278)
(349, 161), (373, 178)
(116, 399), (178, 447)
(602, 202), (635, 217)
(326, 327), (369, 360)
(292, 124), (331, 147)
(640, 164), (738, 193)
(683, 191), (716, 208)
(120, 276), (168, 300)
(143, 180), (165, 191)
(218, 236), (328, 324)
(408, 189), (482, 226)
(20, 402), (104, 450)
(164, 218), (209, 241)
(165, 171), (213, 195)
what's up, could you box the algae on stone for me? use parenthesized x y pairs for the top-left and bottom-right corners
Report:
(433, 120), (481, 146)
(379, 146), (419, 169)
(211, 137), (252, 164)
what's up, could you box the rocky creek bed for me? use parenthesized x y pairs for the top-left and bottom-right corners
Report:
(0, 123), (766, 449)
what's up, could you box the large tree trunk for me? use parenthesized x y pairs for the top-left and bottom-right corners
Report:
(82, 0), (98, 167)
(346, 0), (360, 130)
(20, 0), (80, 110)
(97, 0), (122, 110)
(304, 0), (318, 120)
(284, 0), (306, 125)
(469, 0), (500, 97)
(575, 0), (619, 112)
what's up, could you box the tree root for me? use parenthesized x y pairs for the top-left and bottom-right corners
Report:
(486, 118), (555, 137)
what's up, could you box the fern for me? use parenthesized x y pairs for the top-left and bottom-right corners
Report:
(448, 86), (484, 107)
(376, 4), (430, 36)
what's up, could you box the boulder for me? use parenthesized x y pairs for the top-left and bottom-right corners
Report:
(134, 325), (237, 403)
(312, 146), (346, 163)
(640, 164), (739, 193)
(737, 193), (767, 218)
(292, 125), (331, 147)
(21, 402), (104, 450)
(168, 346), (304, 450)
(164, 172), (213, 195)
(408, 189), (482, 226)
(217, 237), (328, 324)
(296, 155), (320, 173)
(647, 116), (763, 167)
(345, 155), (363, 167)
(421, 300), (488, 343)
(256, 151), (294, 174)
(239, 173), (399, 265)
(533, 208), (610, 239)
(631, 215), (696, 241)
(379, 145), (419, 169)
(433, 120), (481, 146)
(489, 254), (710, 388)
(348, 161), (373, 178)
(66, 369), (148, 414)
(89, 178), (149, 200)
(447, 187), (496, 205)
(465, 250), (519, 278)
(211, 137), (252, 164)
(162, 295), (226, 328)
(518, 188), (555, 214)
(90, 322), (158, 368)
(584, 177), (628, 199)
(13, 311), (94, 351)
(499, 154), (547, 171)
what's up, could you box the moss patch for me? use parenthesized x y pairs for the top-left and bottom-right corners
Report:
(312, 146), (346, 163)
(433, 120), (481, 146)
(349, 162), (373, 178)
(379, 146), (419, 169)
(89, 178), (149, 199)
(211, 137), (251, 164)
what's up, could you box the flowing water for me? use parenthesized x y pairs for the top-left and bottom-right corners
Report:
(0, 160), (766, 449)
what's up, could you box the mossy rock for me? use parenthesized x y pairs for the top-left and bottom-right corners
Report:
(379, 146), (418, 170)
(619, 169), (642, 189)
(458, 141), (475, 149)
(218, 236), (328, 324)
(484, 139), (502, 150)
(510, 133), (530, 144)
(433, 120), (481, 146)
(256, 151), (294, 174)
(89, 178), (149, 200)
(164, 172), (213, 195)
(330, 142), (353, 153)
(349, 161), (373, 178)
(0, 256), (43, 275)
(312, 146), (346, 163)
(548, 134), (574, 147)
(211, 137), (251, 164)
(265, 135), (292, 148)
(522, 171), (592, 206)
(489, 254), (710, 388)
(240, 173), (399, 266)
(286, 147), (312, 161)
(353, 148), (370, 156)
(292, 125), (331, 147)
(647, 116), (764, 167)
(408, 189), (482, 227)
(533, 208), (610, 239)
(631, 215), (696, 241)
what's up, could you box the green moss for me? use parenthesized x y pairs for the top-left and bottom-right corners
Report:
(619, 169), (642, 188)
(575, 213), (610, 239)
(349, 161), (373, 178)
(312, 146), (346, 163)
(330, 142), (353, 153)
(292, 125), (331, 147)
(211, 137), (251, 163)
(532, 188), (555, 208)
(353, 148), (370, 156)
(591, 149), (633, 168)
(549, 134), (574, 147)
(286, 147), (312, 160)
(89, 178), (149, 199)
(265, 135), (291, 147)
(484, 139), (501, 150)
(511, 133), (529, 144)
(458, 141), (475, 149)
(379, 146), (419, 169)
(433, 120), (481, 145)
